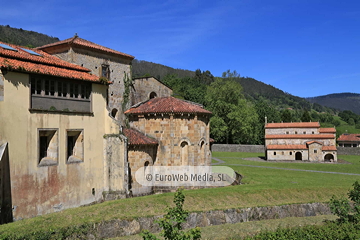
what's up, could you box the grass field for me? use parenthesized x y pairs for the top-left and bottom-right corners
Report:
(0, 152), (359, 238)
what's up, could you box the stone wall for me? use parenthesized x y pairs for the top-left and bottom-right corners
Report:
(131, 77), (173, 106)
(54, 47), (132, 125)
(212, 144), (265, 153)
(338, 147), (360, 155)
(128, 145), (157, 196)
(88, 202), (331, 238)
(129, 114), (211, 167)
(266, 127), (319, 135)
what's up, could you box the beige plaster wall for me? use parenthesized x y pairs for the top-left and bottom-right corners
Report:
(0, 71), (122, 220)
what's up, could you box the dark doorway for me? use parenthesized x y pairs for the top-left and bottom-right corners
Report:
(324, 154), (334, 162)
(295, 152), (302, 160)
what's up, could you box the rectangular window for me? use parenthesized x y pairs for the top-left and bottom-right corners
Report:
(101, 64), (110, 80)
(38, 129), (58, 166)
(69, 83), (74, 98)
(44, 80), (50, 95)
(67, 130), (84, 163)
(314, 149), (317, 153)
(74, 84), (79, 99)
(30, 76), (92, 112)
(49, 80), (55, 96)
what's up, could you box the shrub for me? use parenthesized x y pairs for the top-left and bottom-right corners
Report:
(141, 188), (201, 240)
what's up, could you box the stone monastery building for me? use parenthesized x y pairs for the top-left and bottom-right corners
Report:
(265, 122), (337, 162)
(0, 36), (212, 222)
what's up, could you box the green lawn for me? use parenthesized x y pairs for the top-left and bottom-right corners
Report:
(1, 152), (359, 238)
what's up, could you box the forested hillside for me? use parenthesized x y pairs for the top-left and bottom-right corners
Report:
(1, 25), (360, 144)
(307, 93), (360, 115)
(0, 25), (59, 48)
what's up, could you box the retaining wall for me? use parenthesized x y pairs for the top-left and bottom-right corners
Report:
(87, 202), (331, 238)
(212, 144), (265, 153)
(337, 147), (360, 155)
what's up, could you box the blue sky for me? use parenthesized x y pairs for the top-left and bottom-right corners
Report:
(2, 0), (360, 98)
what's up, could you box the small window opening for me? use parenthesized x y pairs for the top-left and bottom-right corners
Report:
(149, 92), (157, 99)
(111, 108), (118, 118)
(67, 130), (84, 163)
(38, 129), (58, 166)
(274, 152), (276, 155)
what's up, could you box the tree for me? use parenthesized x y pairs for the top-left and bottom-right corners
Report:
(281, 109), (293, 122)
(301, 110), (312, 122)
(205, 71), (259, 144)
(141, 189), (201, 240)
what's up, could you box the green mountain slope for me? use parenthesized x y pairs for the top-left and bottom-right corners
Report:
(0, 25), (59, 47)
(307, 93), (360, 115)
(0, 25), (339, 115)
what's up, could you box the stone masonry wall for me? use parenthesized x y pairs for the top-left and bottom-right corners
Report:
(54, 48), (132, 125)
(87, 202), (331, 238)
(129, 114), (211, 167)
(266, 127), (319, 135)
(128, 145), (157, 196)
(338, 147), (360, 155)
(131, 77), (173, 106)
(212, 144), (265, 153)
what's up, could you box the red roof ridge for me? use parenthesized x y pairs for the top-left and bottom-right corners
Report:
(319, 128), (336, 133)
(123, 128), (158, 145)
(125, 96), (212, 115)
(37, 36), (134, 60)
(266, 122), (320, 128)
(0, 41), (90, 72)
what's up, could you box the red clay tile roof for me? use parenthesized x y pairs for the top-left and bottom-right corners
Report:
(337, 134), (360, 142)
(267, 144), (308, 150)
(0, 41), (99, 82)
(124, 97), (212, 115)
(37, 36), (134, 60)
(306, 141), (323, 145)
(322, 146), (337, 151)
(265, 134), (335, 139)
(123, 128), (158, 145)
(319, 128), (336, 133)
(265, 122), (320, 128)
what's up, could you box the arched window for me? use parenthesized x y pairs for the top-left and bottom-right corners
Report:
(111, 108), (118, 118)
(144, 161), (150, 173)
(200, 141), (205, 164)
(181, 141), (189, 165)
(149, 92), (157, 99)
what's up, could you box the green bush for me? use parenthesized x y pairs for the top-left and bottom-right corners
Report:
(329, 180), (360, 223)
(141, 189), (201, 240)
